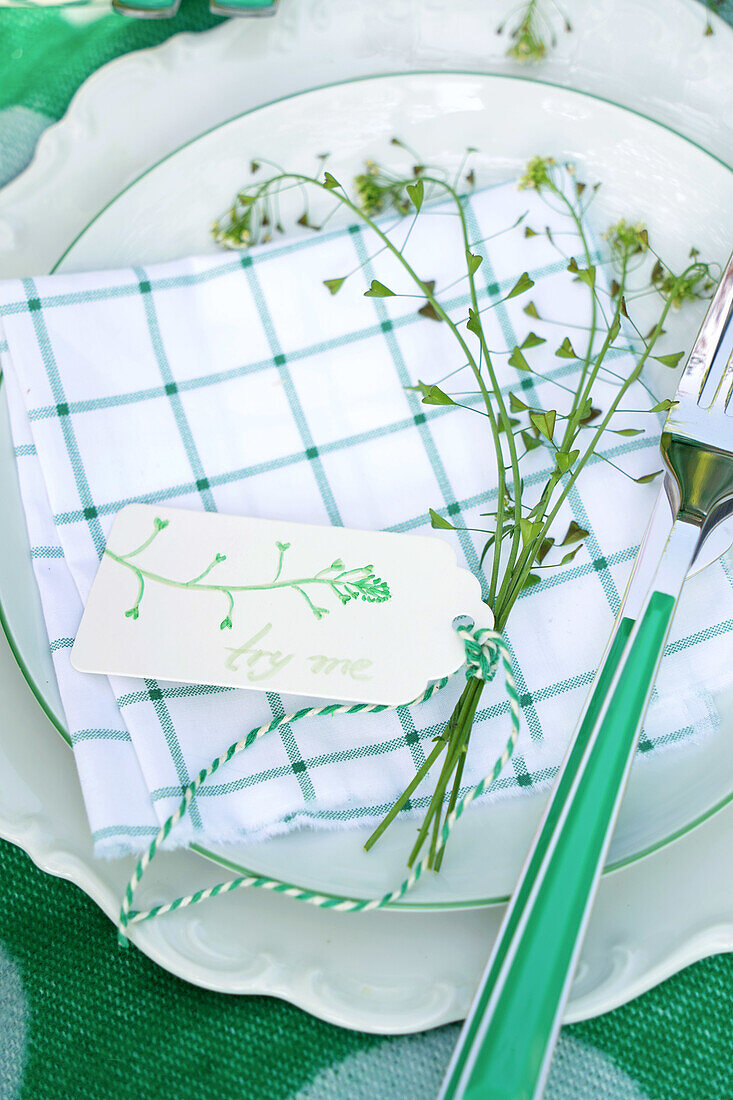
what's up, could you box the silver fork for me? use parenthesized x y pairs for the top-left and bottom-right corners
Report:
(438, 253), (733, 1100)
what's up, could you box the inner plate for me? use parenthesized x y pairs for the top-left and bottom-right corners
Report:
(3, 72), (733, 909)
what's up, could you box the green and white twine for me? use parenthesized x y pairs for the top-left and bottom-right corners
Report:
(118, 625), (520, 941)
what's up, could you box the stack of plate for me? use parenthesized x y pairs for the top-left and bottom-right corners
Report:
(1, 0), (732, 1033)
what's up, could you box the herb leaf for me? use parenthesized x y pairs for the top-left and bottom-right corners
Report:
(555, 336), (577, 359)
(507, 272), (535, 299)
(509, 392), (529, 413)
(420, 385), (457, 406)
(537, 537), (555, 563)
(521, 430), (542, 452)
(634, 470), (663, 484)
(649, 399), (677, 413)
(653, 352), (685, 369)
(520, 518), (543, 546)
(429, 508), (455, 530)
(561, 521), (588, 546)
(407, 381), (457, 406)
(555, 448), (579, 474)
(407, 179), (424, 212)
(560, 545), (582, 565)
(509, 346), (531, 372)
(574, 265), (596, 289)
(529, 409), (556, 441)
(466, 307), (482, 337)
(419, 302), (442, 322)
(466, 250), (483, 276)
(365, 280), (395, 298)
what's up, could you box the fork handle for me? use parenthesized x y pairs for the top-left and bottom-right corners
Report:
(438, 524), (697, 1100)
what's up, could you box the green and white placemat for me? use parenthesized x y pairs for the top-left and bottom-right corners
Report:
(1, 837), (732, 1099)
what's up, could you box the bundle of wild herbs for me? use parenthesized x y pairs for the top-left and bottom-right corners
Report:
(212, 151), (716, 872)
(495, 0), (717, 62)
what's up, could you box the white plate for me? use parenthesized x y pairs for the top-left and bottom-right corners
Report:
(1, 0), (733, 1032)
(8, 68), (733, 905)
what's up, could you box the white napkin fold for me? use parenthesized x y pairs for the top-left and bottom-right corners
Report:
(2, 179), (731, 856)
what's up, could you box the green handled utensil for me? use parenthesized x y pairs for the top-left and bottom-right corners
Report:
(112, 0), (277, 18)
(438, 251), (733, 1100)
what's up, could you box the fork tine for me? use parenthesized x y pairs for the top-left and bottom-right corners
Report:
(709, 346), (733, 412)
(677, 252), (733, 401)
(699, 301), (733, 409)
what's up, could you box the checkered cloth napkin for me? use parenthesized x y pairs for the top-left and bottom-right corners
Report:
(1, 180), (731, 856)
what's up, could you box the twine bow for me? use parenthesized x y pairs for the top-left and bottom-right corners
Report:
(117, 623), (520, 942)
(458, 625), (501, 683)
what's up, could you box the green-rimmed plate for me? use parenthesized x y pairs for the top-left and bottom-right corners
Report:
(3, 70), (733, 913)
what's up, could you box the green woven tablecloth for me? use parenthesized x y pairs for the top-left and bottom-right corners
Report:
(1, 5), (733, 1098)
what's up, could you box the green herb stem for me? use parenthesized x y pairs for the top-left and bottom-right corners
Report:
(362, 736), (447, 853)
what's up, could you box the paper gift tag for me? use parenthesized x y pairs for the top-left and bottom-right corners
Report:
(71, 503), (492, 705)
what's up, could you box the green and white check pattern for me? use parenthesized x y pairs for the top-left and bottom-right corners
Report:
(1, 179), (732, 856)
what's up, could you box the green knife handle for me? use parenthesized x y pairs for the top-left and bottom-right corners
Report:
(208, 0), (278, 14)
(439, 590), (677, 1100)
(113, 0), (181, 17)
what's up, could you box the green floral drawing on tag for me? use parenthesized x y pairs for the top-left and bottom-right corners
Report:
(105, 516), (391, 630)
